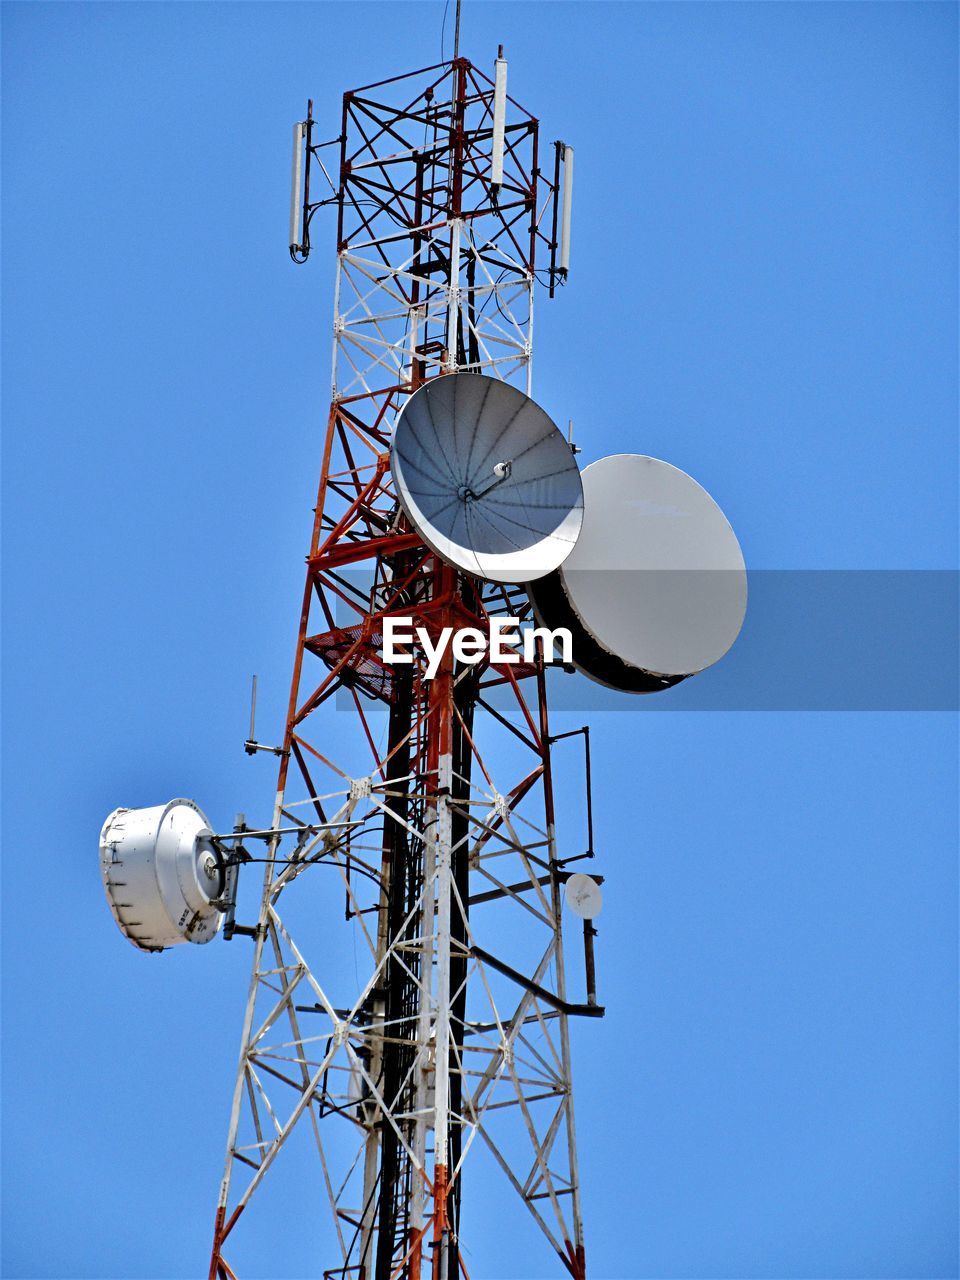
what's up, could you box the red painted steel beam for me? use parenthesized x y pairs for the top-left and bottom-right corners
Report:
(309, 531), (425, 572)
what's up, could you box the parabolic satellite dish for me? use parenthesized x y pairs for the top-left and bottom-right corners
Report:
(528, 454), (747, 692)
(99, 799), (224, 951)
(390, 373), (583, 583)
(564, 873), (603, 920)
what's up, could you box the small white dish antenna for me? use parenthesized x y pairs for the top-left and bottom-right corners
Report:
(528, 454), (747, 691)
(390, 373), (583, 584)
(565, 873), (603, 920)
(99, 799), (224, 952)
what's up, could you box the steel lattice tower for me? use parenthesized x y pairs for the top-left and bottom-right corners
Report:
(209, 57), (598, 1280)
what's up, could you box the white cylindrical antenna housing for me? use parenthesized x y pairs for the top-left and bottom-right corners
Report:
(289, 121), (304, 249)
(491, 51), (508, 190)
(99, 800), (224, 952)
(559, 144), (574, 274)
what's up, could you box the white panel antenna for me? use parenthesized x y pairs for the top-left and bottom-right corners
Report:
(559, 144), (574, 274)
(491, 48), (508, 191)
(289, 121), (304, 251)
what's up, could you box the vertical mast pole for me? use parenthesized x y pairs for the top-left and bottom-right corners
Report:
(432, 58), (469, 1277)
(429, 564), (457, 1280)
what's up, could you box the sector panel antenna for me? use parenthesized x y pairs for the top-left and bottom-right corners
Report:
(528, 454), (746, 691)
(390, 373), (583, 584)
(99, 799), (224, 952)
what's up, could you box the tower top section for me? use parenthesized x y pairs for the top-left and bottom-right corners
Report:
(289, 55), (573, 403)
(291, 56), (572, 297)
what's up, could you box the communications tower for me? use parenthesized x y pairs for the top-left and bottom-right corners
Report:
(212, 55), (593, 1280)
(100, 44), (748, 1280)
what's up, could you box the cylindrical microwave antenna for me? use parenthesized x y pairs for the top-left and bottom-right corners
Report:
(491, 50), (508, 190)
(99, 799), (224, 951)
(559, 144), (574, 274)
(289, 121), (304, 250)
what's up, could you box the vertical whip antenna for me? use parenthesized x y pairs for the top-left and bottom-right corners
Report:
(491, 46), (507, 194)
(559, 143), (574, 275)
(244, 674), (258, 755)
(289, 123), (304, 253)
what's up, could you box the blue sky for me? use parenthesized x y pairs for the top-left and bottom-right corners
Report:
(2, 3), (957, 1278)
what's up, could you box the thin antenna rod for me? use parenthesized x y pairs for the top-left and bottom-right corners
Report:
(248, 674), (258, 741)
(453, 0), (462, 58)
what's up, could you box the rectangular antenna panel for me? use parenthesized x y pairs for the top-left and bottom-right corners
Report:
(491, 57), (508, 187)
(559, 144), (574, 273)
(289, 122), (304, 248)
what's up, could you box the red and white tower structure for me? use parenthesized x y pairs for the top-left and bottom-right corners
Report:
(101, 40), (747, 1280)
(208, 55), (598, 1280)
